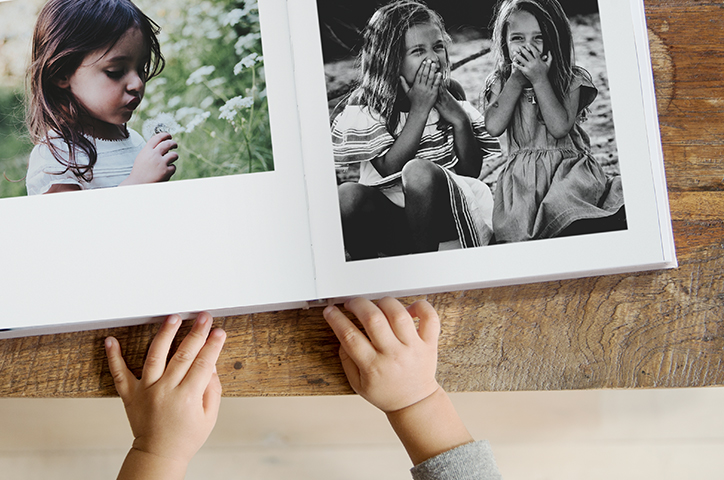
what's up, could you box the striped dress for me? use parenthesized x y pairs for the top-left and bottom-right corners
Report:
(332, 101), (501, 248)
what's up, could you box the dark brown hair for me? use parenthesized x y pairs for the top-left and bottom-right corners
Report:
(348, 0), (451, 135)
(485, 0), (589, 106)
(26, 0), (164, 181)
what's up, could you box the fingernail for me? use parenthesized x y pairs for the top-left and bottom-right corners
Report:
(196, 314), (208, 326)
(104, 337), (113, 349)
(323, 305), (335, 316)
(167, 315), (179, 325)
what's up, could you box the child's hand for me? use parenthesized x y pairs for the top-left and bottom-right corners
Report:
(401, 59), (441, 117)
(435, 85), (468, 129)
(512, 44), (552, 86)
(323, 297), (440, 413)
(123, 132), (179, 185)
(105, 313), (226, 470)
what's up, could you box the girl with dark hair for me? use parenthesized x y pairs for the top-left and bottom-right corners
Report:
(332, 0), (501, 260)
(482, 0), (626, 242)
(25, 0), (178, 195)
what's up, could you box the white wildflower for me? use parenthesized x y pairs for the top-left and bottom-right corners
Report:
(219, 95), (254, 123)
(175, 107), (206, 121)
(142, 113), (183, 140)
(233, 53), (262, 75)
(184, 111), (211, 133)
(200, 96), (214, 109)
(234, 33), (261, 56)
(224, 8), (245, 26)
(186, 65), (216, 85)
(167, 96), (182, 108)
(207, 77), (227, 88)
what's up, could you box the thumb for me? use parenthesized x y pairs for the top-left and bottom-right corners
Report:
(339, 345), (362, 393)
(105, 337), (138, 401)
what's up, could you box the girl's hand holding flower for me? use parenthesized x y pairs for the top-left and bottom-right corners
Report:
(122, 132), (179, 185)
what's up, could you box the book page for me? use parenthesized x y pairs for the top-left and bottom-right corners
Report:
(294, 0), (676, 302)
(0, 0), (316, 334)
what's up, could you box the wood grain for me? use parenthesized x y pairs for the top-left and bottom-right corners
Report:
(1, 1), (722, 397)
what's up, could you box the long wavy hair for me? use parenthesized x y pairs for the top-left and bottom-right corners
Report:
(26, 0), (164, 182)
(347, 0), (451, 135)
(485, 0), (588, 106)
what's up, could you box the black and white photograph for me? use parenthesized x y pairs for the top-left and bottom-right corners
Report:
(318, 0), (627, 261)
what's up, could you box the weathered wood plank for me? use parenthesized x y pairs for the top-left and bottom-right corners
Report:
(0, 1), (722, 397)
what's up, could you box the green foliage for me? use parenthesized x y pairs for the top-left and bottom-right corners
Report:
(132, 0), (273, 180)
(0, 88), (32, 198)
(0, 0), (271, 199)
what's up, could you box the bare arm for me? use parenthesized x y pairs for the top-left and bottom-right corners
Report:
(44, 184), (82, 194)
(516, 46), (579, 138)
(436, 86), (482, 178)
(371, 60), (440, 178)
(484, 70), (526, 137)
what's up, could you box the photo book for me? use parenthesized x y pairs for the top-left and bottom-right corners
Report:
(0, 0), (676, 338)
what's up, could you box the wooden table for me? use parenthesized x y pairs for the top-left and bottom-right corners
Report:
(1, 1), (722, 397)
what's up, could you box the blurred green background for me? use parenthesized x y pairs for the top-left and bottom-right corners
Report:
(0, 0), (273, 199)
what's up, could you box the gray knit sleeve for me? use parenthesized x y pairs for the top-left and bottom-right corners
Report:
(410, 440), (502, 480)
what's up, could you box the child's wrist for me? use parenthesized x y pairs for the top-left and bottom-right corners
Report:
(118, 446), (189, 480)
(385, 383), (443, 417)
(449, 115), (471, 132)
(386, 385), (474, 465)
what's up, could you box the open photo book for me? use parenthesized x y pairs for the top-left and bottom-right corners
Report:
(0, 0), (676, 338)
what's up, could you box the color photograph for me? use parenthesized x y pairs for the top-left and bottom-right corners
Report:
(0, 0), (272, 199)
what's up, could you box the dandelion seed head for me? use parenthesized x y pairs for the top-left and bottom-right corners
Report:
(142, 113), (183, 140)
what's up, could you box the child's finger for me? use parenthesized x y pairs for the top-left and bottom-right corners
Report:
(432, 72), (442, 90)
(156, 139), (178, 155)
(407, 300), (441, 345)
(148, 132), (173, 148)
(164, 151), (180, 165)
(377, 297), (419, 345)
(415, 59), (432, 86)
(323, 304), (376, 365)
(163, 312), (214, 386)
(344, 297), (399, 352)
(182, 327), (227, 398)
(105, 337), (138, 401)
(338, 344), (362, 392)
(141, 315), (183, 385)
(202, 366), (223, 417)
